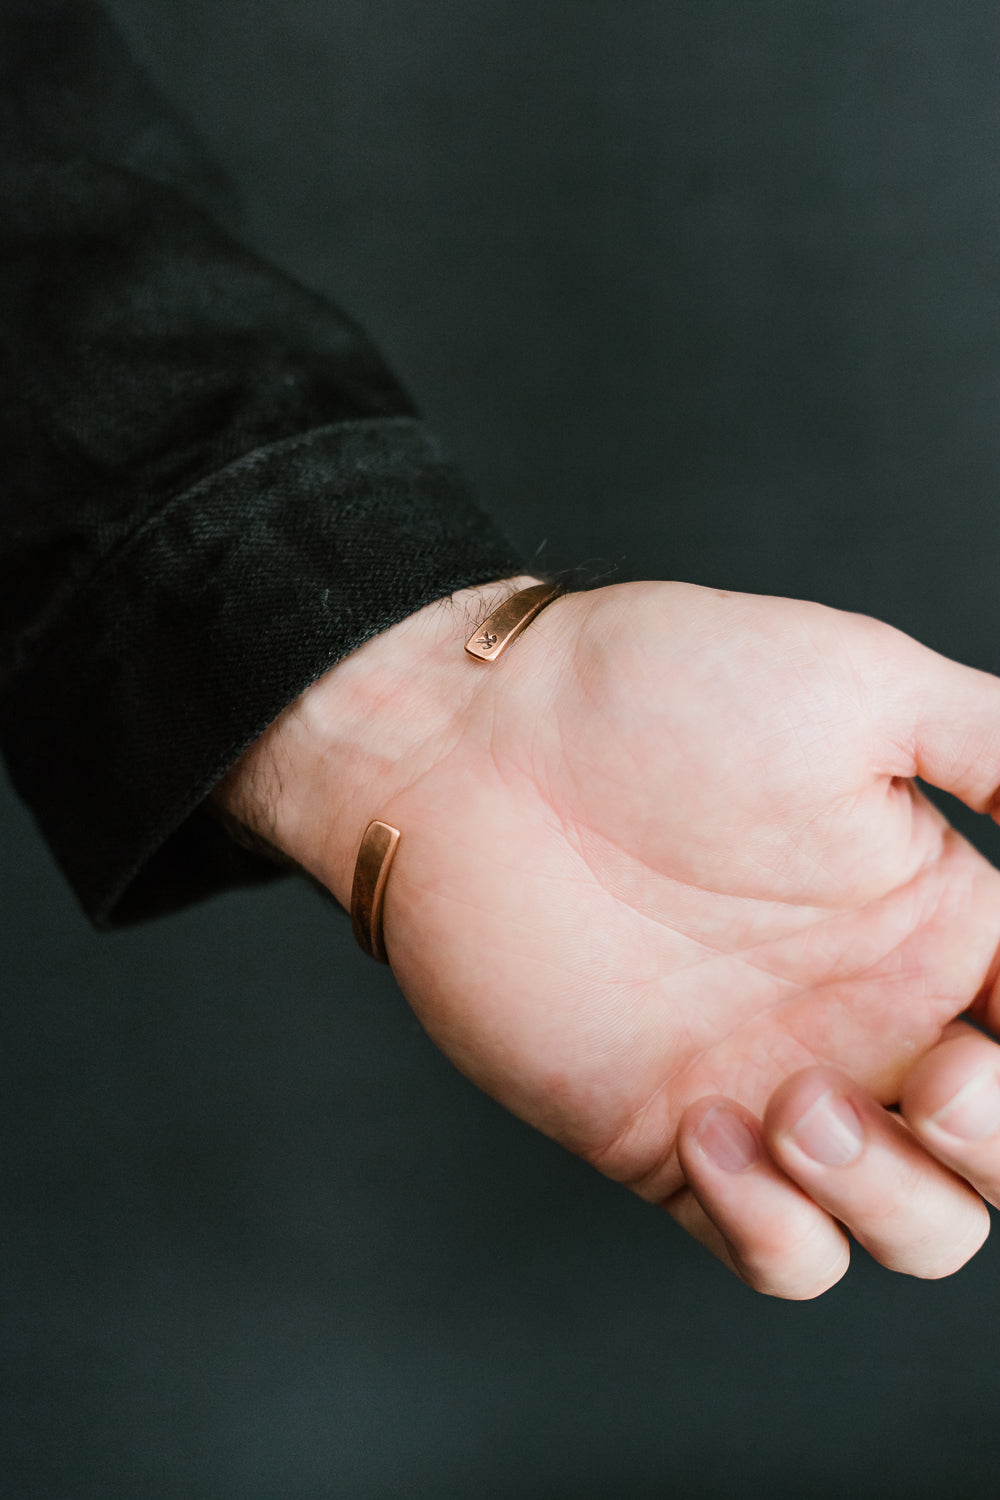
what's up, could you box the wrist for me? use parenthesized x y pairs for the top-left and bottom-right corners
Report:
(212, 576), (545, 907)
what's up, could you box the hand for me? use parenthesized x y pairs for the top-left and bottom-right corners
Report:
(215, 578), (1000, 1295)
(675, 1020), (1000, 1298)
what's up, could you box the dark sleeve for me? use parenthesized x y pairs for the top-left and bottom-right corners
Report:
(0, 1), (523, 928)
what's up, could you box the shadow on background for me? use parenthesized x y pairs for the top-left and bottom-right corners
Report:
(6, 2), (1000, 1495)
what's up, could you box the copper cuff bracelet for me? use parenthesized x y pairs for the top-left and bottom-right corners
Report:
(350, 819), (400, 963)
(349, 581), (562, 962)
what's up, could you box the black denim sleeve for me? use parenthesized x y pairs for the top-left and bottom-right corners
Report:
(0, 0), (523, 927)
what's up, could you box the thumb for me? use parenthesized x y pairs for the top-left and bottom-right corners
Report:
(878, 622), (1000, 816)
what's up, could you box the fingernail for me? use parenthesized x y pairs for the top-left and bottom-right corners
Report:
(931, 1071), (1000, 1141)
(696, 1104), (759, 1173)
(789, 1089), (864, 1166)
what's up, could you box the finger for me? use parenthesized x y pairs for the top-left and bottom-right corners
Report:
(662, 1185), (743, 1279)
(874, 620), (1000, 814)
(764, 1067), (990, 1279)
(674, 1097), (851, 1300)
(900, 1026), (1000, 1210)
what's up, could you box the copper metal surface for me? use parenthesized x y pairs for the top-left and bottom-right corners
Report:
(464, 582), (561, 662)
(350, 819), (400, 963)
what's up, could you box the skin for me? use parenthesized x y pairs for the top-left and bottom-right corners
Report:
(216, 577), (1000, 1298)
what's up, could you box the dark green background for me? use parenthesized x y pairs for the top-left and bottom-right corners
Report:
(5, 3), (1000, 1494)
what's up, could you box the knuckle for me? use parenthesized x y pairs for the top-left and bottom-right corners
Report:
(735, 1237), (850, 1302)
(909, 1210), (991, 1281)
(730, 1209), (849, 1300)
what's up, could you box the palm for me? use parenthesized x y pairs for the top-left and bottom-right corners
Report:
(383, 582), (1000, 1201)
